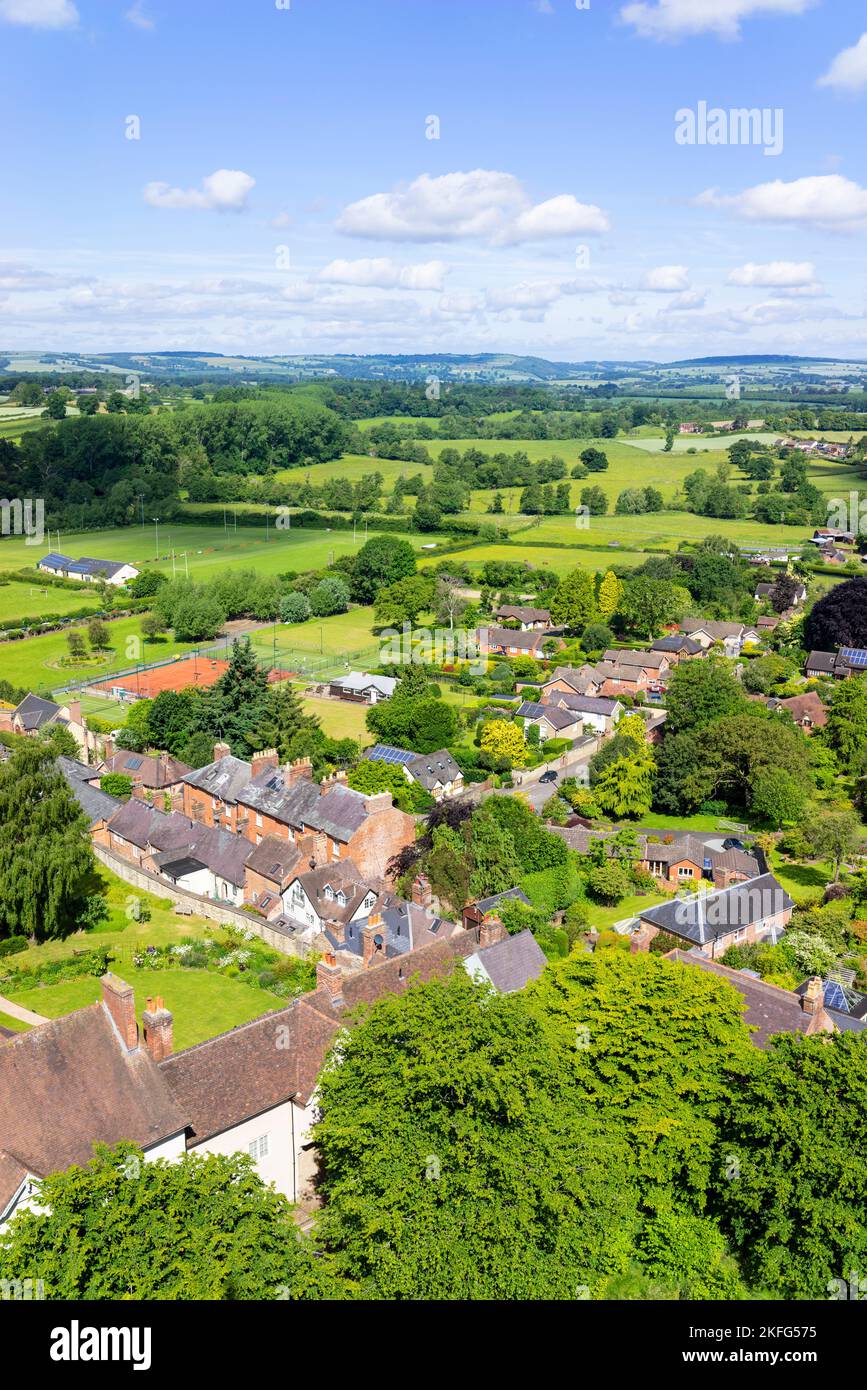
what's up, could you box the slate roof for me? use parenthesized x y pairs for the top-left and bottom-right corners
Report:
(0, 1003), (188, 1210)
(641, 833), (760, 878)
(543, 666), (601, 695)
(548, 693), (622, 716)
(104, 749), (192, 788)
(153, 823), (252, 888)
(107, 801), (195, 851)
(406, 749), (463, 791)
(638, 873), (793, 946)
(57, 756), (122, 827)
(245, 834), (304, 885)
(481, 626), (551, 652)
(182, 753), (253, 802)
(237, 768), (369, 842)
(66, 557), (130, 579)
(517, 701), (580, 730)
(466, 929), (547, 994)
(13, 693), (61, 731)
(474, 887), (531, 917)
(330, 671), (397, 698)
(651, 635), (703, 655)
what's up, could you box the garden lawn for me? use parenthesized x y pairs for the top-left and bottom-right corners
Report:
(767, 850), (834, 904)
(584, 889), (669, 932)
(6, 969), (283, 1051)
(0, 1009), (30, 1033)
(301, 692), (372, 742)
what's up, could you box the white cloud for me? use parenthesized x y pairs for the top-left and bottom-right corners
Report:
(698, 174), (867, 228)
(336, 170), (609, 244)
(641, 264), (690, 291)
(818, 33), (867, 93)
(668, 289), (706, 310)
(620, 0), (813, 42)
(0, 0), (77, 26)
(125, 3), (154, 30)
(728, 260), (816, 287)
(143, 169), (255, 212)
(316, 257), (448, 290)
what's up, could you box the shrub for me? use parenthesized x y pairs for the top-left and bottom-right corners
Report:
(0, 935), (28, 958)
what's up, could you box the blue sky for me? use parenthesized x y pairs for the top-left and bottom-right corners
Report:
(1, 0), (866, 360)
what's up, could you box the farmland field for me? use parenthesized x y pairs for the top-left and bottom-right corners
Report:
(421, 542), (649, 575)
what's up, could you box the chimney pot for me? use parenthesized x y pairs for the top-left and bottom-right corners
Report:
(479, 913), (507, 949)
(803, 976), (824, 1015)
(213, 741), (231, 762)
(316, 954), (344, 1006)
(142, 998), (174, 1061)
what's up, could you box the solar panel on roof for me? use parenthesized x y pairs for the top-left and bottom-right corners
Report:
(368, 744), (414, 765)
(125, 756), (143, 770)
(842, 647), (867, 667)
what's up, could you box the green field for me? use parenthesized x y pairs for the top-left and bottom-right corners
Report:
(0, 522), (447, 586)
(244, 607), (381, 680)
(421, 542), (649, 576)
(0, 580), (101, 623)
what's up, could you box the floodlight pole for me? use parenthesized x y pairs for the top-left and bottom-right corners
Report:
(152, 518), (160, 559)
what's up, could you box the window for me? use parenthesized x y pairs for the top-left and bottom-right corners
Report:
(337, 891), (346, 906)
(677, 865), (694, 879)
(324, 886), (334, 901)
(255, 813), (262, 828)
(248, 1134), (270, 1161)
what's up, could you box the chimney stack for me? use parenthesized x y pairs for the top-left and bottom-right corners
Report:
(213, 741), (231, 762)
(316, 952), (344, 1007)
(101, 974), (138, 1051)
(479, 913), (507, 949)
(251, 748), (279, 777)
(802, 976), (824, 1015)
(67, 698), (82, 726)
(365, 791), (393, 815)
(362, 913), (384, 966)
(285, 757), (313, 786)
(142, 996), (173, 1061)
(411, 873), (432, 908)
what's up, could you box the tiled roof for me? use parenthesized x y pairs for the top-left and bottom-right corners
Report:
(681, 619), (745, 640)
(406, 749), (463, 791)
(517, 701), (579, 730)
(245, 834), (303, 885)
(105, 749), (192, 788)
(602, 649), (667, 669)
(668, 952), (834, 1048)
(495, 605), (551, 624)
(0, 1004), (188, 1201)
(651, 635), (703, 654)
(473, 886), (531, 916)
(331, 672), (397, 697)
(549, 693), (621, 716)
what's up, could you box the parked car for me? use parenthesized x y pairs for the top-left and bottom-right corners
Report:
(540, 769), (558, 784)
(722, 837), (746, 851)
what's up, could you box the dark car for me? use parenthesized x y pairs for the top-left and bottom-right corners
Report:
(722, 837), (746, 851)
(540, 769), (558, 784)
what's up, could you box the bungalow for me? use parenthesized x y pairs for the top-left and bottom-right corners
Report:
(37, 553), (139, 585)
(805, 648), (867, 679)
(636, 871), (794, 958)
(638, 833), (760, 890)
(602, 648), (670, 678)
(328, 672), (397, 704)
(364, 743), (464, 800)
(768, 691), (828, 731)
(494, 604), (552, 631)
(537, 692), (623, 736)
(680, 619), (760, 656)
(754, 580), (806, 606)
(480, 626), (562, 658)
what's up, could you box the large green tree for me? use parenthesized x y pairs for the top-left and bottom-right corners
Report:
(0, 1143), (337, 1300)
(0, 741), (99, 942)
(350, 534), (417, 604)
(714, 1034), (867, 1299)
(664, 655), (745, 733)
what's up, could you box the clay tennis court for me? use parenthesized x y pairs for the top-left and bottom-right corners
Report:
(88, 654), (293, 700)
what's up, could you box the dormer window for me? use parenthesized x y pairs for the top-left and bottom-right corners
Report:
(337, 891), (346, 906)
(324, 886), (334, 900)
